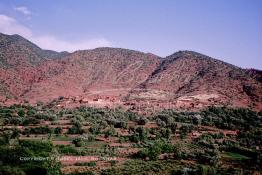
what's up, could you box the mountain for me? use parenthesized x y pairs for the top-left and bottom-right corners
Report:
(0, 33), (261, 111)
(129, 51), (262, 110)
(0, 33), (68, 67)
(0, 33), (69, 99)
(245, 69), (262, 83)
(25, 47), (160, 102)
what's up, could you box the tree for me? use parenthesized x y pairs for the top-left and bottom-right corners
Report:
(173, 144), (183, 160)
(88, 125), (100, 135)
(196, 149), (220, 167)
(148, 144), (161, 160)
(23, 128), (30, 137)
(1, 131), (12, 145)
(136, 127), (148, 141)
(68, 122), (84, 134)
(137, 117), (148, 125)
(159, 128), (172, 140)
(72, 138), (84, 147)
(11, 128), (20, 140)
(135, 144), (161, 161)
(104, 127), (116, 138)
(18, 109), (25, 117)
(72, 119), (82, 129)
(113, 121), (127, 129)
(169, 122), (177, 134)
(54, 127), (62, 135)
(179, 125), (193, 139)
(0, 166), (26, 175)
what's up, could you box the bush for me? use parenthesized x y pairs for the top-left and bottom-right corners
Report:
(24, 166), (48, 175)
(86, 161), (96, 167)
(196, 149), (220, 166)
(19, 140), (53, 154)
(0, 140), (61, 175)
(135, 139), (175, 160)
(0, 166), (26, 175)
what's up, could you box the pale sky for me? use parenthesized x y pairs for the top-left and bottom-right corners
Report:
(0, 0), (261, 69)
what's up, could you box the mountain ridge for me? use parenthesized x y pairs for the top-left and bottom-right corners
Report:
(0, 33), (261, 111)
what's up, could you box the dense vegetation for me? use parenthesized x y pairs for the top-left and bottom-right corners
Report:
(0, 105), (261, 174)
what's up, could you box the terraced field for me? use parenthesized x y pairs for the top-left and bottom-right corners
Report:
(0, 104), (261, 174)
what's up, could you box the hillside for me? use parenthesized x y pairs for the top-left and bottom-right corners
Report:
(129, 51), (262, 110)
(0, 33), (68, 67)
(245, 68), (262, 83)
(0, 33), (68, 99)
(0, 33), (261, 111)
(25, 48), (160, 102)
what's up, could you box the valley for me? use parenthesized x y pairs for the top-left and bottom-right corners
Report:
(0, 33), (261, 175)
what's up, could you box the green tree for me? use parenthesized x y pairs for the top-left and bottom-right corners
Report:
(148, 144), (161, 160)
(54, 127), (62, 134)
(104, 126), (116, 138)
(1, 130), (12, 145)
(11, 128), (20, 141)
(18, 109), (25, 117)
(72, 138), (84, 147)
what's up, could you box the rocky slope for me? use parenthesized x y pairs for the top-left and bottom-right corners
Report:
(129, 51), (262, 110)
(0, 33), (261, 111)
(0, 33), (68, 99)
(245, 69), (262, 83)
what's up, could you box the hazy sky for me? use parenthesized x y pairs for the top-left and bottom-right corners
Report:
(0, 0), (261, 69)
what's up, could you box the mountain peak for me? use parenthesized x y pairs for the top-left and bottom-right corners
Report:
(0, 33), (69, 67)
(166, 50), (211, 60)
(0, 33), (261, 111)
